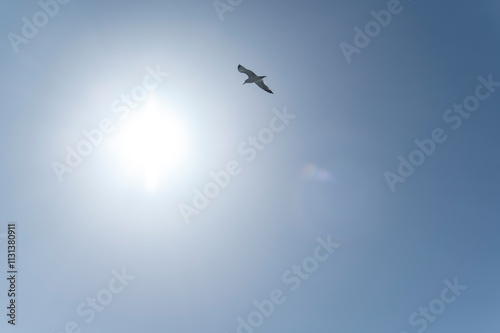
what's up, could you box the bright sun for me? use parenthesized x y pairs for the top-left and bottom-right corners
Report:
(108, 99), (190, 189)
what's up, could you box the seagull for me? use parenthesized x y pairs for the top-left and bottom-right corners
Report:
(238, 64), (274, 94)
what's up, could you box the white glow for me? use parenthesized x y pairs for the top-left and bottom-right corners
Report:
(108, 99), (190, 189)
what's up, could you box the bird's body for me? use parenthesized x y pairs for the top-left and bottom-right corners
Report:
(238, 64), (274, 94)
(244, 75), (266, 84)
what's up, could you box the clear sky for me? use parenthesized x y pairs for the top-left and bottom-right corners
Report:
(1, 0), (499, 332)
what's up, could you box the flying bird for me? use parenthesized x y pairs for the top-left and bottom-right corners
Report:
(238, 65), (274, 94)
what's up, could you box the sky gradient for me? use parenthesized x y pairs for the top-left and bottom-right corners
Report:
(1, 0), (499, 332)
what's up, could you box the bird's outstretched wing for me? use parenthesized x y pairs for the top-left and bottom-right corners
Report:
(238, 64), (257, 78)
(256, 80), (274, 94)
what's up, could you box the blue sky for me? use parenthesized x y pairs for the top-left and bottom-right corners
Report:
(1, 0), (499, 332)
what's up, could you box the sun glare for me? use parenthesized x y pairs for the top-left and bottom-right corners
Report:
(108, 99), (190, 189)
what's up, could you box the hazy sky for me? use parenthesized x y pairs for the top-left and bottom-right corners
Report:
(1, 0), (500, 332)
